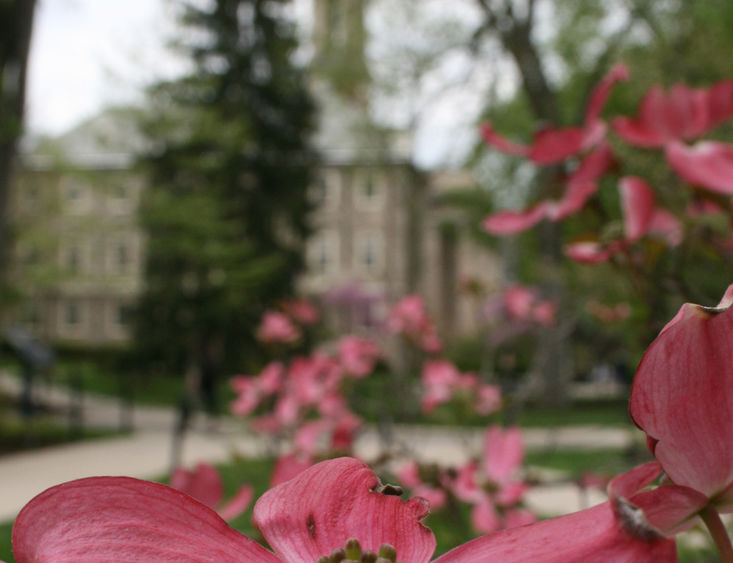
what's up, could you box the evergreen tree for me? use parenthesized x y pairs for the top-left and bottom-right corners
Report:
(134, 0), (317, 375)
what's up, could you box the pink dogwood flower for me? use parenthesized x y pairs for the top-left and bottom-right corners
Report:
(666, 140), (733, 195)
(387, 295), (443, 353)
(566, 176), (681, 263)
(451, 426), (536, 534)
(230, 361), (284, 416)
(396, 460), (448, 511)
(12, 457), (685, 562)
(630, 284), (733, 511)
(171, 462), (253, 522)
(612, 80), (733, 147)
(502, 284), (558, 326)
(480, 64), (628, 164)
(282, 298), (320, 325)
(483, 143), (614, 235)
(338, 335), (381, 378)
(257, 311), (301, 344)
(269, 453), (313, 487)
(420, 360), (501, 416)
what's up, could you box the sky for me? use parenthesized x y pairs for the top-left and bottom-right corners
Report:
(26, 0), (183, 136)
(25, 0), (491, 169)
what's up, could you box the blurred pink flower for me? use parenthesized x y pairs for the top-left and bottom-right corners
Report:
(481, 64), (628, 164)
(502, 285), (557, 326)
(282, 298), (320, 325)
(269, 453), (313, 488)
(387, 295), (443, 353)
(451, 426), (535, 534)
(230, 362), (284, 416)
(257, 311), (301, 344)
(421, 360), (501, 417)
(566, 176), (682, 263)
(586, 300), (632, 323)
(171, 462), (253, 522)
(666, 140), (733, 195)
(397, 460), (448, 511)
(612, 80), (733, 147)
(338, 335), (380, 378)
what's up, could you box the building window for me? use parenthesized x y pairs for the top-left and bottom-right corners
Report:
(310, 231), (338, 275)
(311, 176), (328, 205)
(67, 245), (80, 273)
(355, 171), (383, 208)
(62, 177), (92, 214)
(317, 239), (330, 273)
(116, 244), (129, 273)
(65, 302), (80, 327)
(310, 170), (340, 210)
(116, 304), (131, 326)
(114, 184), (128, 201)
(64, 179), (84, 202)
(355, 232), (382, 275)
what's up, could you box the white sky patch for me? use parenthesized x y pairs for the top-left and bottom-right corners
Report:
(25, 0), (509, 168)
(26, 0), (184, 136)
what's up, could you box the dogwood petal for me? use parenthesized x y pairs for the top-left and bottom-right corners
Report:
(584, 63), (630, 125)
(566, 142), (614, 188)
(619, 177), (655, 242)
(565, 241), (623, 263)
(529, 127), (586, 164)
(483, 203), (548, 235)
(607, 461), (707, 536)
(546, 181), (598, 220)
(707, 80), (733, 128)
(612, 115), (667, 147)
(630, 285), (733, 506)
(613, 84), (708, 147)
(12, 477), (279, 563)
(648, 210), (682, 246)
(471, 497), (502, 534)
(433, 502), (677, 562)
(479, 122), (531, 157)
(218, 484), (254, 522)
(171, 462), (224, 511)
(253, 457), (436, 563)
(270, 453), (313, 487)
(483, 426), (524, 484)
(666, 141), (733, 194)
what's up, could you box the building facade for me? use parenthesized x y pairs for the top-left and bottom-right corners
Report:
(5, 0), (501, 347)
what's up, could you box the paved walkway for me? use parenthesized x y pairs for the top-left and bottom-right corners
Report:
(0, 372), (633, 522)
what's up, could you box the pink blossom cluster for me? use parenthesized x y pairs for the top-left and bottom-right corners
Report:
(386, 294), (442, 353)
(585, 300), (631, 323)
(256, 298), (320, 344)
(481, 65), (733, 264)
(420, 359), (501, 416)
(256, 311), (301, 344)
(451, 426), (535, 534)
(231, 334), (380, 463)
(12, 285), (733, 560)
(170, 462), (253, 522)
(501, 284), (557, 326)
(397, 426), (535, 536)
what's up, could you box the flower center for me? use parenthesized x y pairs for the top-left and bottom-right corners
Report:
(316, 537), (401, 563)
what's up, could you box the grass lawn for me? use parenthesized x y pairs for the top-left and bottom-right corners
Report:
(525, 446), (652, 476)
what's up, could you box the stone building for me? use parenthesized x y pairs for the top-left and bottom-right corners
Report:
(7, 110), (145, 346)
(5, 0), (501, 347)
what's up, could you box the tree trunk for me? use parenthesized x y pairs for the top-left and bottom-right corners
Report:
(0, 0), (37, 314)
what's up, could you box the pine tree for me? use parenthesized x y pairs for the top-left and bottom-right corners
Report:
(134, 0), (317, 374)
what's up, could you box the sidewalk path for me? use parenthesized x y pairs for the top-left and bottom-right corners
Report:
(0, 371), (632, 521)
